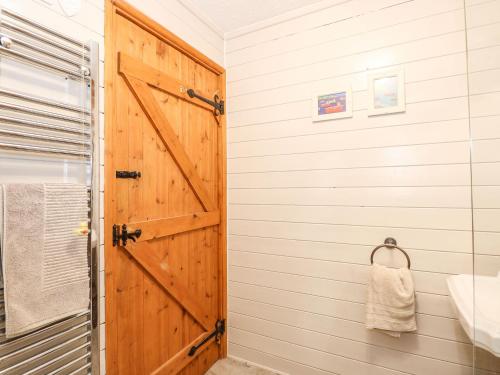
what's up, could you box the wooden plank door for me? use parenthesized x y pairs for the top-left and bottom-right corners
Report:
(104, 1), (227, 374)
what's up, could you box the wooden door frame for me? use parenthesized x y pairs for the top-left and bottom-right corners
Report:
(104, 1), (227, 372)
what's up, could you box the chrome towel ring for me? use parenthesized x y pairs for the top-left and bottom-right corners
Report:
(370, 237), (411, 269)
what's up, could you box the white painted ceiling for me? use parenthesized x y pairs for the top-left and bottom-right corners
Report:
(183, 0), (326, 33)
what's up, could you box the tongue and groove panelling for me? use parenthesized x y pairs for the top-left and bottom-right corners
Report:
(225, 0), (500, 373)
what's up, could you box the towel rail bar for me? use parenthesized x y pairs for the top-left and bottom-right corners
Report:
(0, 312), (89, 348)
(0, 141), (91, 156)
(1, 9), (89, 51)
(0, 115), (90, 135)
(0, 33), (88, 68)
(0, 128), (91, 146)
(0, 102), (90, 124)
(46, 353), (91, 375)
(0, 88), (90, 115)
(13, 341), (90, 375)
(0, 20), (89, 62)
(0, 321), (90, 361)
(68, 362), (92, 375)
(0, 333), (90, 374)
(0, 47), (89, 80)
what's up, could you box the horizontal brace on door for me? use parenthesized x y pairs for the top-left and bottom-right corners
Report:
(123, 210), (220, 243)
(118, 52), (223, 114)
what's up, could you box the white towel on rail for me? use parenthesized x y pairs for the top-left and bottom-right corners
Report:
(1, 183), (90, 337)
(366, 263), (417, 337)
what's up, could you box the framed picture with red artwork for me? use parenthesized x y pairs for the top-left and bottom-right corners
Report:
(312, 86), (353, 122)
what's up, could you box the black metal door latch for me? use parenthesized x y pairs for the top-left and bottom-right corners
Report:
(187, 89), (224, 116)
(188, 319), (225, 357)
(112, 224), (142, 247)
(116, 170), (141, 179)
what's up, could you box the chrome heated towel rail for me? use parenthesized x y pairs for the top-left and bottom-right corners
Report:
(0, 7), (99, 375)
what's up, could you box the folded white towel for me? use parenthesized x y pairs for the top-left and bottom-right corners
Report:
(1, 183), (90, 337)
(366, 263), (417, 337)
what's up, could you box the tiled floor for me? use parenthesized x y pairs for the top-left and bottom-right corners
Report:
(205, 357), (281, 375)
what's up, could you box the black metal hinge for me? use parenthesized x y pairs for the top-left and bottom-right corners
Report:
(188, 319), (225, 357)
(112, 224), (142, 247)
(187, 89), (224, 116)
(116, 170), (141, 179)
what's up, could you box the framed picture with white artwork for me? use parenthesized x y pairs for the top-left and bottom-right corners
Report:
(367, 68), (405, 116)
(312, 86), (353, 122)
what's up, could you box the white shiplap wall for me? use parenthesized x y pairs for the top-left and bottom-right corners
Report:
(1, 0), (224, 374)
(225, 0), (500, 374)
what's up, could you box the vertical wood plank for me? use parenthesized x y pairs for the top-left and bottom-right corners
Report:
(103, 1), (118, 373)
(217, 71), (228, 358)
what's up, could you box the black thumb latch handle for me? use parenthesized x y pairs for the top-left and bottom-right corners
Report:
(116, 170), (141, 179)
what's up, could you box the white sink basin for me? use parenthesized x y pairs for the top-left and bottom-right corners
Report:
(447, 273), (500, 357)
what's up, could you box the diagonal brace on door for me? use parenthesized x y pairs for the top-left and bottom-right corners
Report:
(123, 241), (212, 331)
(120, 73), (217, 212)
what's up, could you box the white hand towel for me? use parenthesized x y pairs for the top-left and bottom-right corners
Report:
(1, 183), (90, 337)
(366, 263), (417, 337)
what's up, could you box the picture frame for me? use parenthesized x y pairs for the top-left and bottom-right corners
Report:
(367, 68), (405, 116)
(312, 86), (352, 122)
